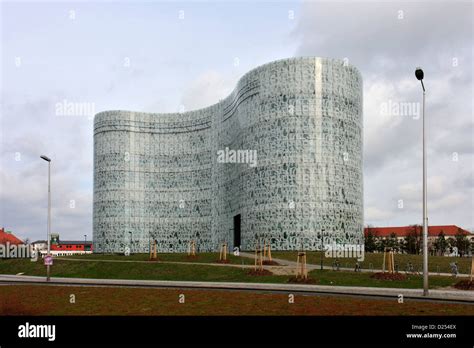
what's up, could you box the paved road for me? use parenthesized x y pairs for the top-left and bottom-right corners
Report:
(0, 274), (473, 304)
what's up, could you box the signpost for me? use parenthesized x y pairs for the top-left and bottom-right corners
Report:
(44, 255), (53, 266)
(44, 254), (53, 280)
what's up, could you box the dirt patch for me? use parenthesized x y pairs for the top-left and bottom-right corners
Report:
(288, 276), (318, 284)
(246, 269), (273, 276)
(2, 284), (474, 316)
(148, 258), (160, 262)
(454, 280), (474, 290)
(370, 272), (407, 281)
(186, 255), (199, 261)
(262, 260), (280, 266)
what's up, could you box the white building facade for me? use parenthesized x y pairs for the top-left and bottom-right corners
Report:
(93, 57), (364, 253)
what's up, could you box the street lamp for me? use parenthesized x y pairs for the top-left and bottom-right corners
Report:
(415, 67), (429, 296)
(40, 155), (51, 281)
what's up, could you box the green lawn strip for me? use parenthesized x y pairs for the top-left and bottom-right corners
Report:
(0, 259), (459, 289)
(271, 251), (472, 274)
(307, 269), (457, 289)
(61, 252), (253, 265)
(0, 259), (283, 283)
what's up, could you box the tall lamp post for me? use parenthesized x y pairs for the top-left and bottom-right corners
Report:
(415, 67), (429, 296)
(40, 155), (51, 281)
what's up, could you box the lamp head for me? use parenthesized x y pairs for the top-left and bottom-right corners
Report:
(415, 67), (424, 81)
(40, 155), (51, 162)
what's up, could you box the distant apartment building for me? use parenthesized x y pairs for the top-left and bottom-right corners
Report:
(364, 225), (473, 255)
(31, 240), (48, 252)
(364, 225), (472, 241)
(35, 234), (93, 256)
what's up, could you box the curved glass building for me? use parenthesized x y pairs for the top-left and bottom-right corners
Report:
(93, 57), (363, 253)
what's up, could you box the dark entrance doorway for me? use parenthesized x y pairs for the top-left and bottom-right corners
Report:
(233, 214), (241, 249)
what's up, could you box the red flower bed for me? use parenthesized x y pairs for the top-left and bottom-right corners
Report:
(247, 269), (273, 276)
(454, 280), (474, 290)
(370, 272), (407, 281)
(287, 276), (318, 284)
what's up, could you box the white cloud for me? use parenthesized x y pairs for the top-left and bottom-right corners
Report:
(366, 206), (395, 222)
(0, 98), (93, 241)
(293, 1), (473, 228)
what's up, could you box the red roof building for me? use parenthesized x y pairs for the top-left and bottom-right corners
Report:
(364, 225), (472, 239)
(51, 241), (93, 252)
(0, 227), (24, 245)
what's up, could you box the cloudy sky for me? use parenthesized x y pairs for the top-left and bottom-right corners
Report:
(1, 0), (472, 241)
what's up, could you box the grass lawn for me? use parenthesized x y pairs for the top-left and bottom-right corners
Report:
(61, 252), (254, 265)
(307, 269), (457, 289)
(0, 258), (285, 284)
(271, 251), (473, 274)
(0, 258), (462, 289)
(1, 285), (472, 316)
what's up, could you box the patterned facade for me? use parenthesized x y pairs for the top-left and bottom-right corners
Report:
(93, 57), (363, 253)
